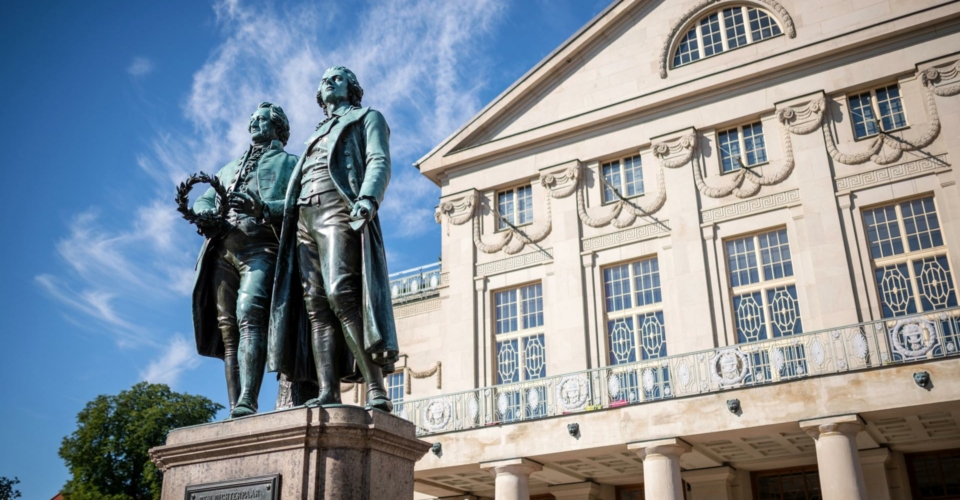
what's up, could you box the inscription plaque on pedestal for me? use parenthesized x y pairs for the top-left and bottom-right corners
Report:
(185, 475), (280, 500)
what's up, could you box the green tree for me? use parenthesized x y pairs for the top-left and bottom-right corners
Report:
(0, 477), (22, 500)
(59, 382), (222, 500)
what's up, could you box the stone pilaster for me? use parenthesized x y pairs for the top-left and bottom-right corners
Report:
(480, 458), (543, 500)
(628, 438), (692, 500)
(548, 481), (601, 500)
(682, 466), (735, 500)
(800, 414), (868, 500)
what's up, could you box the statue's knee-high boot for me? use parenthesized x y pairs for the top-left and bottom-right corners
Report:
(232, 328), (266, 417)
(310, 323), (342, 406)
(340, 315), (392, 412)
(224, 353), (241, 412)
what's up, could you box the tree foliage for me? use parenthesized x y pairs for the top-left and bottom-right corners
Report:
(59, 382), (223, 500)
(0, 477), (21, 500)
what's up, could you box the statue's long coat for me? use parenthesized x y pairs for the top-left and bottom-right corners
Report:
(191, 140), (299, 359)
(268, 107), (399, 382)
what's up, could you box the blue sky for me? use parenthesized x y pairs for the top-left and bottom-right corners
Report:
(0, 0), (609, 497)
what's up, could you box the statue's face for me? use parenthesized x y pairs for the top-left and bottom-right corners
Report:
(249, 107), (278, 144)
(320, 68), (350, 106)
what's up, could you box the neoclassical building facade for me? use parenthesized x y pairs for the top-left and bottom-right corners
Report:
(379, 0), (960, 498)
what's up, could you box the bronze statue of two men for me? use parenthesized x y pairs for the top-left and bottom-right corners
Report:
(187, 67), (398, 418)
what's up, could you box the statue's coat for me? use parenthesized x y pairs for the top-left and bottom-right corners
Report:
(268, 107), (399, 382)
(191, 140), (299, 359)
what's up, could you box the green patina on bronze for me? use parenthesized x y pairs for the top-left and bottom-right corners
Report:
(187, 102), (299, 419)
(268, 66), (399, 412)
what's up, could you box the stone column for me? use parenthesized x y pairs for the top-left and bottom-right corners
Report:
(859, 448), (892, 500)
(549, 481), (601, 500)
(628, 438), (692, 500)
(682, 466), (735, 500)
(800, 414), (868, 500)
(480, 458), (543, 500)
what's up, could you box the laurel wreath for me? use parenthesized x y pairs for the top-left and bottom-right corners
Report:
(175, 172), (229, 234)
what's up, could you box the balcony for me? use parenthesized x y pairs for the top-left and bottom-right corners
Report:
(389, 262), (442, 305)
(393, 307), (960, 436)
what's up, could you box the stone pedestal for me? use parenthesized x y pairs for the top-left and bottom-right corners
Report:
(149, 405), (431, 500)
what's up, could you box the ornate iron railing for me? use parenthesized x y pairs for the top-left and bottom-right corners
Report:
(389, 262), (442, 305)
(393, 307), (960, 436)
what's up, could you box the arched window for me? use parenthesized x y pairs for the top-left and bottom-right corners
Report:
(672, 5), (783, 69)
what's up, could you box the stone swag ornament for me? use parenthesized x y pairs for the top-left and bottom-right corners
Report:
(179, 102), (299, 418)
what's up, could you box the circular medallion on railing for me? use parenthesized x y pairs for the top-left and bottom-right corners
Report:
(422, 399), (452, 432)
(641, 369), (655, 392)
(710, 348), (751, 387)
(468, 396), (479, 421)
(677, 362), (691, 388)
(496, 393), (509, 417)
(811, 339), (825, 367)
(555, 375), (589, 411)
(607, 374), (621, 398)
(772, 348), (785, 374)
(527, 388), (540, 412)
(889, 317), (940, 358)
(853, 332), (869, 361)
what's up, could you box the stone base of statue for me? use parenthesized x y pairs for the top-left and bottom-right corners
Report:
(149, 405), (431, 500)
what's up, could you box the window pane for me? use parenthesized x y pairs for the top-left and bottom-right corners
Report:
(523, 334), (546, 380)
(848, 92), (879, 139)
(602, 160), (622, 203)
(520, 283), (544, 329)
(496, 339), (520, 384)
(876, 263), (917, 318)
(875, 84), (907, 131)
(673, 26), (700, 67)
(913, 255), (958, 312)
(603, 264), (633, 312)
(700, 12), (724, 57)
(735, 291), (766, 343)
(724, 7), (747, 48)
(727, 236), (759, 287)
(767, 285), (803, 337)
(633, 257), (662, 306)
(759, 228), (793, 280)
(719, 128), (742, 173)
(516, 185), (533, 225)
(495, 289), (518, 334)
(623, 155), (645, 197)
(863, 204), (904, 259)
(386, 372), (405, 403)
(748, 8), (782, 40)
(497, 190), (515, 229)
(608, 318), (637, 365)
(639, 311), (667, 359)
(901, 196), (943, 252)
(742, 122), (767, 165)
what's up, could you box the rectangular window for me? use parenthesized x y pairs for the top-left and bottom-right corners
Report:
(497, 185), (533, 230)
(753, 466), (821, 500)
(601, 154), (645, 203)
(907, 448), (960, 499)
(603, 257), (670, 403)
(748, 8), (782, 41)
(719, 122), (767, 173)
(863, 196), (956, 319)
(494, 283), (546, 385)
(726, 228), (802, 344)
(723, 7), (747, 48)
(700, 12), (724, 57)
(848, 84), (908, 139)
(386, 372), (404, 403)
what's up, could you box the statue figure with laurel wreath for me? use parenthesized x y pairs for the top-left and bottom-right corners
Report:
(176, 102), (299, 418)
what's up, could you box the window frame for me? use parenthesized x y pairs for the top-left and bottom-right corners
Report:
(495, 184), (534, 232)
(751, 465), (821, 500)
(905, 447), (960, 500)
(717, 120), (769, 174)
(601, 255), (667, 364)
(846, 83), (910, 140)
(599, 154), (646, 205)
(492, 281), (546, 385)
(385, 371), (405, 404)
(672, 4), (785, 70)
(861, 195), (957, 319)
(724, 227), (803, 344)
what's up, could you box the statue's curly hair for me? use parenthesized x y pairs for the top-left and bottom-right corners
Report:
(316, 66), (364, 117)
(251, 102), (291, 145)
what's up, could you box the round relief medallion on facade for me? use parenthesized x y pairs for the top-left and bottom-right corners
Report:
(496, 393), (509, 416)
(772, 348), (785, 374)
(811, 339), (825, 367)
(527, 388), (540, 411)
(853, 332), (869, 361)
(422, 399), (452, 432)
(556, 375), (589, 411)
(710, 348), (751, 387)
(642, 369), (655, 392)
(607, 374), (621, 398)
(678, 362), (691, 387)
(468, 397), (479, 421)
(889, 317), (940, 358)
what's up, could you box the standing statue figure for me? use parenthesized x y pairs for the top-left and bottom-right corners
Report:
(269, 66), (399, 412)
(191, 102), (299, 418)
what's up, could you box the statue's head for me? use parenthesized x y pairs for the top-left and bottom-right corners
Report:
(316, 66), (364, 116)
(249, 102), (291, 146)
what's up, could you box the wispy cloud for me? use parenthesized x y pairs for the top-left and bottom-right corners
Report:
(42, 0), (505, 376)
(127, 56), (155, 77)
(140, 335), (202, 387)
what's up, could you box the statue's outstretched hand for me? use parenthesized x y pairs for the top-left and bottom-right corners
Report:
(351, 198), (377, 222)
(228, 191), (264, 218)
(194, 210), (225, 238)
